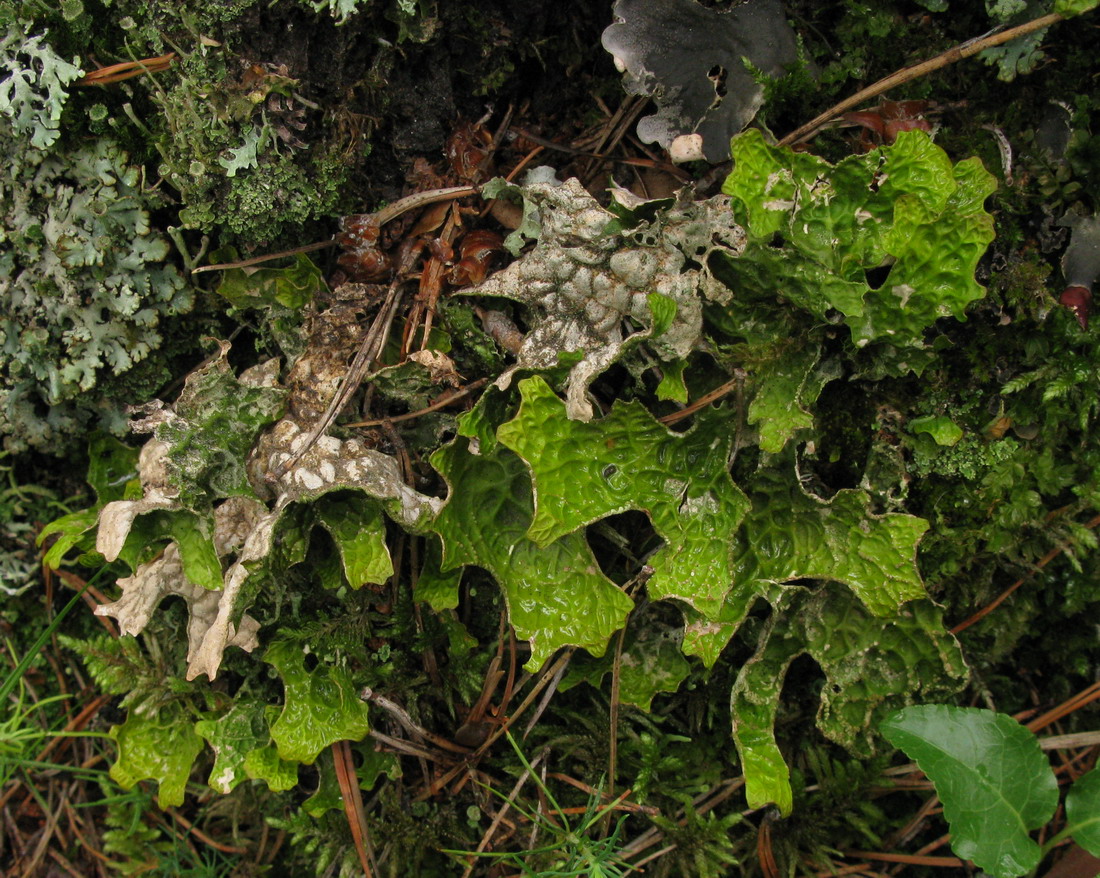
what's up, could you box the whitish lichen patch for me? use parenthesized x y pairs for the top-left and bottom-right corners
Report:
(471, 178), (745, 420)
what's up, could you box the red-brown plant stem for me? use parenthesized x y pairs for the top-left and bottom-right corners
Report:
(951, 513), (1100, 634)
(333, 740), (375, 877)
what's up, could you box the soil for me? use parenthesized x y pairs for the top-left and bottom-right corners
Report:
(226, 0), (620, 203)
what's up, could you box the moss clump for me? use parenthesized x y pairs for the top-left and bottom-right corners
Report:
(148, 47), (354, 246)
(221, 148), (349, 241)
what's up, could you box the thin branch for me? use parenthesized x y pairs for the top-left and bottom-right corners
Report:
(658, 376), (741, 425)
(75, 53), (175, 86)
(368, 730), (453, 763)
(951, 512), (1100, 634)
(607, 627), (625, 806)
(415, 650), (577, 802)
(843, 850), (964, 868)
(460, 748), (549, 878)
(333, 740), (376, 878)
(780, 12), (1065, 146)
(189, 240), (334, 275)
(1027, 680), (1100, 734)
(165, 808), (250, 855)
(190, 186), (478, 275)
(268, 284), (404, 481)
(361, 688), (470, 754)
(1037, 730), (1100, 750)
(620, 777), (744, 860)
(520, 653), (570, 740)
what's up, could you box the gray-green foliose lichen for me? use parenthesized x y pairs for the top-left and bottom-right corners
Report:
(0, 25), (194, 451)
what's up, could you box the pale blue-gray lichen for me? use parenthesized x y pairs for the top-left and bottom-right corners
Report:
(0, 26), (193, 450)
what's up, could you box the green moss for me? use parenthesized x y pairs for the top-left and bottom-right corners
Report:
(221, 149), (349, 242)
(908, 433), (1018, 481)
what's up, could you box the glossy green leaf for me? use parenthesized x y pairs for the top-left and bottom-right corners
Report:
(722, 129), (995, 363)
(655, 359), (688, 403)
(38, 508), (98, 568)
(356, 745), (401, 791)
(497, 376), (749, 618)
(436, 299), (506, 375)
(859, 155), (996, 346)
(732, 468), (928, 616)
(648, 292), (678, 338)
(732, 588), (967, 815)
(214, 252), (323, 311)
(606, 637), (690, 712)
(243, 744), (299, 791)
(370, 359), (446, 410)
(455, 382), (517, 453)
(302, 750), (344, 817)
(265, 639), (371, 765)
(108, 706), (204, 808)
(806, 594), (968, 753)
(910, 415), (964, 446)
(414, 535), (462, 611)
(429, 436), (634, 669)
(730, 610), (801, 815)
(121, 509), (222, 589)
(1055, 0), (1098, 16)
(438, 611), (479, 660)
(301, 744), (401, 818)
(746, 341), (820, 453)
(566, 605), (690, 711)
(313, 545), (347, 591)
(85, 433), (142, 503)
(1066, 769), (1100, 856)
(314, 494), (393, 588)
(880, 705), (1058, 877)
(679, 581), (773, 667)
(195, 702), (268, 794)
(38, 434), (140, 566)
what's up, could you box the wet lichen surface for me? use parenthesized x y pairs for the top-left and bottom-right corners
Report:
(8, 0), (1100, 876)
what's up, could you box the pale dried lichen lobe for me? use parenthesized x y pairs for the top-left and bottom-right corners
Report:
(471, 177), (744, 420)
(94, 322), (444, 682)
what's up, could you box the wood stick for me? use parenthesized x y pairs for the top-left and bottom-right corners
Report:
(780, 13), (1065, 146)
